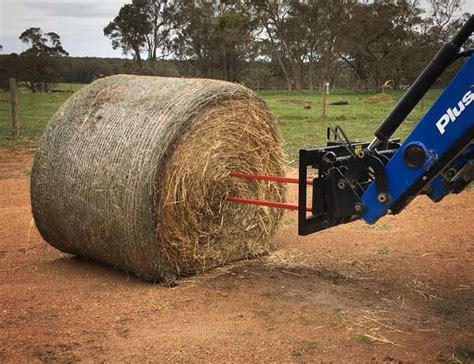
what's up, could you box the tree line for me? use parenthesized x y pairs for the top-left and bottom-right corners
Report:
(104, 0), (470, 90)
(1, 0), (471, 92)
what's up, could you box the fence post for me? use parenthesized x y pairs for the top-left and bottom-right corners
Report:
(9, 78), (20, 138)
(322, 82), (328, 118)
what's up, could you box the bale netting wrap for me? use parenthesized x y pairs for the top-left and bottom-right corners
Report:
(31, 75), (286, 282)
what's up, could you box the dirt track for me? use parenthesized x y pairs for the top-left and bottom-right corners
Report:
(1, 148), (473, 363)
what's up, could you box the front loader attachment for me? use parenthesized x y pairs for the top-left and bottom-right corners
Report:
(298, 131), (401, 235)
(298, 16), (474, 235)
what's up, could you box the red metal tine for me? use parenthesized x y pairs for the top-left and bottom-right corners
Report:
(227, 172), (313, 212)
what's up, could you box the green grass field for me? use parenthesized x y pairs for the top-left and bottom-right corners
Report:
(0, 84), (440, 162)
(0, 83), (83, 148)
(260, 89), (440, 163)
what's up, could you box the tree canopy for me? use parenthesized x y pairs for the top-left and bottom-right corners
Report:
(1, 0), (470, 91)
(0, 27), (69, 91)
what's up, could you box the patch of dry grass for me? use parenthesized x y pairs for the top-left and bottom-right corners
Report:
(344, 309), (406, 347)
(364, 93), (394, 104)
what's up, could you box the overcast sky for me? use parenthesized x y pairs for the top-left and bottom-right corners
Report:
(1, 0), (473, 58)
(0, 0), (125, 57)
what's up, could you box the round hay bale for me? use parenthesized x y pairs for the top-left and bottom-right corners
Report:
(31, 75), (285, 283)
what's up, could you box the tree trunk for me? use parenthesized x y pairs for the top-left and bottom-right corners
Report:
(300, 62), (304, 90)
(294, 77), (302, 91)
(275, 54), (292, 91)
(265, 25), (292, 91)
(294, 65), (302, 91)
(134, 49), (143, 70)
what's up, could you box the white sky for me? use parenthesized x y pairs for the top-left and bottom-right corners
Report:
(0, 0), (473, 58)
(0, 0), (125, 57)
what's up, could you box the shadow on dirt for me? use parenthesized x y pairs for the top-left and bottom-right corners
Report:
(46, 256), (147, 285)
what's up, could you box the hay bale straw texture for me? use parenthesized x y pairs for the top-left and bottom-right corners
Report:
(31, 75), (285, 282)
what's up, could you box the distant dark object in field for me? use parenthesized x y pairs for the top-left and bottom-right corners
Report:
(329, 100), (349, 106)
(365, 93), (394, 104)
(303, 101), (311, 109)
(0, 97), (7, 102)
(279, 99), (313, 106)
(51, 89), (74, 93)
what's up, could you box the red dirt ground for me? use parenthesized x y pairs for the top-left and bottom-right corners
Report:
(1, 148), (473, 363)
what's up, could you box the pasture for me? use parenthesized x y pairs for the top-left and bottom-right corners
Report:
(0, 85), (440, 161)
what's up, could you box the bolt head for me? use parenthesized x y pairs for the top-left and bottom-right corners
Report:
(337, 180), (346, 190)
(377, 193), (389, 203)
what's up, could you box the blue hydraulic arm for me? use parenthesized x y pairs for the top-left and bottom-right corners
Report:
(298, 15), (474, 235)
(362, 55), (474, 224)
